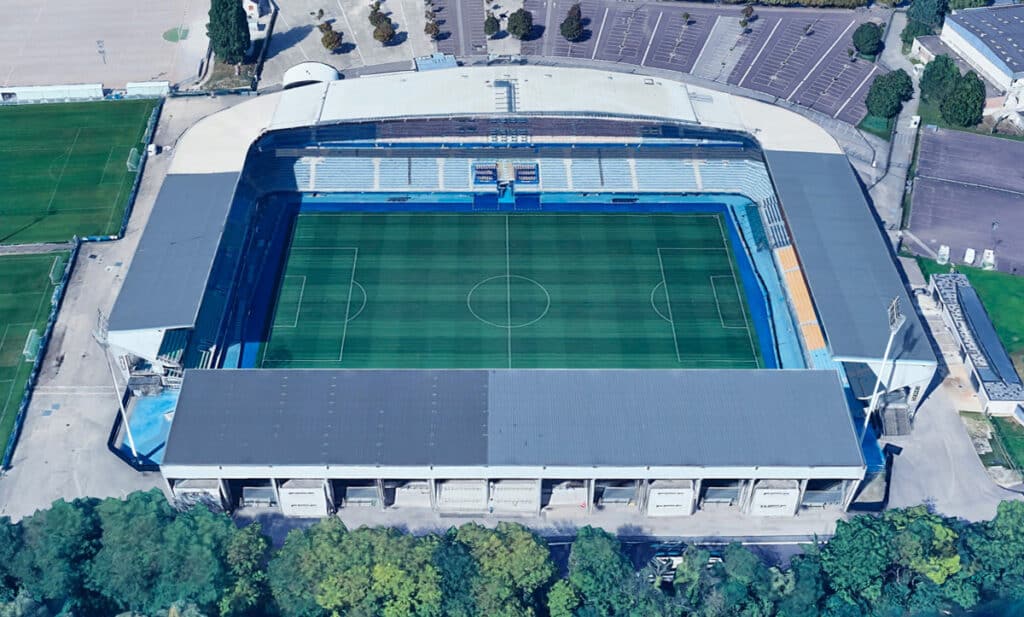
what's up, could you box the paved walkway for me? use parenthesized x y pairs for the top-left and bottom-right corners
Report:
(0, 243), (74, 256)
(868, 11), (920, 230)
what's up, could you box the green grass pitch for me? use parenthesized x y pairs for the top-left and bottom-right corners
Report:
(0, 254), (65, 450)
(0, 100), (156, 244)
(260, 212), (763, 369)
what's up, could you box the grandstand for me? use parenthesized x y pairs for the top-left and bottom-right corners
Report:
(106, 67), (935, 518)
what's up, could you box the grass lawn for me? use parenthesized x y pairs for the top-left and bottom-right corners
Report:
(859, 114), (893, 141)
(261, 212), (764, 369)
(916, 257), (1024, 374)
(991, 416), (1024, 470)
(960, 411), (1008, 467)
(0, 100), (156, 244)
(0, 254), (66, 453)
(203, 40), (263, 91)
(917, 98), (1024, 143)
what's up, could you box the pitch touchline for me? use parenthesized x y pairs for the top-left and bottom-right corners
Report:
(715, 216), (759, 367)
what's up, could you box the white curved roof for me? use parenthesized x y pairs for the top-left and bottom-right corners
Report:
(282, 62), (341, 88)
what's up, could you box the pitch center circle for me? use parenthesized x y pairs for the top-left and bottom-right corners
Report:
(467, 275), (551, 329)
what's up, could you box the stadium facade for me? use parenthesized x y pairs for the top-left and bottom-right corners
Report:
(107, 67), (936, 518)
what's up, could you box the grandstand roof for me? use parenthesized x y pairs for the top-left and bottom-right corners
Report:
(162, 369), (865, 470)
(108, 173), (240, 332)
(764, 151), (935, 364)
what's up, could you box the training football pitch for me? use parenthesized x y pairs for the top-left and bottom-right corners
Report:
(0, 254), (64, 451)
(260, 212), (764, 369)
(0, 100), (155, 244)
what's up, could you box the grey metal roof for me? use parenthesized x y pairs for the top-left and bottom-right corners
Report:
(108, 173), (241, 332)
(764, 151), (935, 364)
(162, 369), (864, 469)
(949, 5), (1024, 76)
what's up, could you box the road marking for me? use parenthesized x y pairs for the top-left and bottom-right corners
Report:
(833, 64), (877, 119)
(336, 1), (366, 65)
(591, 7), (609, 60)
(640, 10), (663, 66)
(737, 19), (781, 88)
(787, 19), (856, 101)
(691, 16), (720, 74)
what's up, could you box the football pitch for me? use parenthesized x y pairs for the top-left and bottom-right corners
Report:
(0, 100), (156, 244)
(0, 253), (64, 450)
(261, 212), (764, 369)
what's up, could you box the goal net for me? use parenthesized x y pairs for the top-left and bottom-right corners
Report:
(126, 147), (142, 172)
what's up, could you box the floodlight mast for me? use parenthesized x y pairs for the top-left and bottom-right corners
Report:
(93, 310), (139, 459)
(862, 297), (906, 438)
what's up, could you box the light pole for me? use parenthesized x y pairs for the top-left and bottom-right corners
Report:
(863, 296), (906, 439)
(93, 311), (138, 459)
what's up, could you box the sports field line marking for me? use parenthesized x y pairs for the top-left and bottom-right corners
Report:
(715, 216), (759, 367)
(43, 128), (80, 214)
(655, 248), (682, 364)
(337, 248), (359, 362)
(505, 215), (512, 369)
(0, 283), (50, 425)
(276, 275), (306, 328)
(97, 146), (117, 186)
(709, 275), (749, 330)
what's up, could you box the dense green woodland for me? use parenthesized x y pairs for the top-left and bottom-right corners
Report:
(0, 492), (1022, 616)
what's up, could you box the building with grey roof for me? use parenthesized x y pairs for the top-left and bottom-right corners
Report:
(162, 369), (865, 518)
(941, 5), (1024, 104)
(929, 273), (1024, 415)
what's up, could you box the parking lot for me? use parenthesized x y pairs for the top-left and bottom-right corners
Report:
(0, 0), (208, 89)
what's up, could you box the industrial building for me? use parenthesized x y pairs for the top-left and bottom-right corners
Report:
(936, 5), (1024, 111)
(106, 66), (938, 518)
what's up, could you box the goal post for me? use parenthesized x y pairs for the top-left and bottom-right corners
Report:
(22, 329), (41, 362)
(126, 147), (142, 172)
(48, 255), (65, 285)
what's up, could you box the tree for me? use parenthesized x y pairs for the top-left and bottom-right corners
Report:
(560, 3), (583, 42)
(86, 491), (175, 613)
(852, 22), (882, 56)
(940, 71), (985, 127)
(507, 8), (534, 40)
(219, 523), (270, 617)
(682, 11), (691, 25)
(566, 527), (635, 615)
(373, 19), (396, 43)
(150, 506), (236, 614)
(819, 515), (894, 604)
(269, 518), (347, 617)
(433, 536), (477, 617)
(0, 519), (22, 603)
(742, 4), (755, 18)
(318, 22), (343, 52)
(920, 54), (960, 101)
(13, 498), (100, 607)
(546, 580), (579, 617)
(865, 69), (914, 119)
(908, 0), (947, 28)
(484, 13), (500, 37)
(739, 17), (750, 31)
(207, 0), (251, 65)
(901, 19), (933, 47)
(455, 523), (554, 615)
(368, 3), (389, 27)
(424, 20), (440, 39)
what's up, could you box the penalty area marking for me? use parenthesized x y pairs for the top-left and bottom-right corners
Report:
(709, 275), (749, 330)
(715, 216), (759, 367)
(275, 275), (306, 328)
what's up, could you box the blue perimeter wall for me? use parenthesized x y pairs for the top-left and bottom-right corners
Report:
(289, 191), (792, 370)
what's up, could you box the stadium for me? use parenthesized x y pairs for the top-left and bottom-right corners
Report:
(106, 66), (937, 518)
